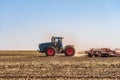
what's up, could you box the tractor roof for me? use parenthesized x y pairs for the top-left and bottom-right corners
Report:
(52, 37), (63, 39)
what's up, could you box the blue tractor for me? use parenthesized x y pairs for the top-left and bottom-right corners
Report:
(38, 36), (75, 56)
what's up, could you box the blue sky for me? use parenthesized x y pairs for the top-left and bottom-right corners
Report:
(0, 0), (120, 50)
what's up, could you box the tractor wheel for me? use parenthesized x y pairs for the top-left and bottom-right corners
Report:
(64, 46), (75, 56)
(45, 46), (56, 56)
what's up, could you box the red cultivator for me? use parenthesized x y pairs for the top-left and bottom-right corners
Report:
(86, 48), (120, 57)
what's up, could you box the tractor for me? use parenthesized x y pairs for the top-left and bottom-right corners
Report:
(38, 36), (75, 56)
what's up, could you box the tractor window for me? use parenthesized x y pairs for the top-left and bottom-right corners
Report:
(55, 39), (61, 43)
(55, 39), (58, 43)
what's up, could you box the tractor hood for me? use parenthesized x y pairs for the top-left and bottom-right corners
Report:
(39, 42), (53, 53)
(39, 42), (52, 46)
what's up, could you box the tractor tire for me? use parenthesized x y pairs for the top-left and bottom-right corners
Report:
(45, 46), (56, 56)
(64, 46), (75, 56)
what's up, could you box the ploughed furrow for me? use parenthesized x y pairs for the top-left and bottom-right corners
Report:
(0, 63), (120, 79)
(0, 75), (120, 79)
(0, 51), (120, 80)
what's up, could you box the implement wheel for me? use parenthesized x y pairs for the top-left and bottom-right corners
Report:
(88, 53), (93, 57)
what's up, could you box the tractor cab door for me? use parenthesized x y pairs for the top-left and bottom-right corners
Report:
(51, 37), (63, 48)
(55, 39), (62, 47)
(54, 38), (63, 53)
(56, 39), (62, 47)
(51, 37), (63, 53)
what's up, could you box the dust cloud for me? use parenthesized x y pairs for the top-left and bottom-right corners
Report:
(62, 35), (87, 57)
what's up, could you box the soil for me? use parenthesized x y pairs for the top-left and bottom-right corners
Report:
(0, 51), (120, 80)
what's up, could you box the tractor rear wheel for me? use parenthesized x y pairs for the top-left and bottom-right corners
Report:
(45, 46), (56, 56)
(64, 46), (75, 56)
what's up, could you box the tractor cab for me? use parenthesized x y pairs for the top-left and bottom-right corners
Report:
(51, 37), (63, 48)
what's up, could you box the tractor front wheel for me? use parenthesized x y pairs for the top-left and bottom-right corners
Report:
(45, 46), (56, 56)
(64, 46), (75, 56)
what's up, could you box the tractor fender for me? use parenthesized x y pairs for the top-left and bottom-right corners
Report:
(44, 46), (55, 53)
(63, 45), (74, 49)
(63, 45), (74, 52)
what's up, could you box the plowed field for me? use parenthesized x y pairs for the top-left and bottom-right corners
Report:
(0, 51), (120, 80)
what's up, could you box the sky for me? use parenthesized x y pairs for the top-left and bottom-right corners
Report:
(0, 0), (120, 50)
